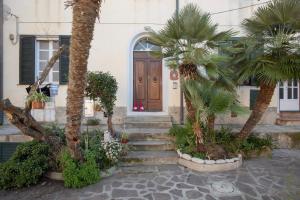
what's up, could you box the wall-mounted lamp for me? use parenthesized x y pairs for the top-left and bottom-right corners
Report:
(4, 5), (19, 45)
(9, 34), (15, 41)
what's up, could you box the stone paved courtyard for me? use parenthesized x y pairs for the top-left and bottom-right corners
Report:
(1, 149), (300, 200)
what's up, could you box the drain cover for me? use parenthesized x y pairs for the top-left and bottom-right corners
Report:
(212, 182), (234, 193)
(211, 181), (240, 196)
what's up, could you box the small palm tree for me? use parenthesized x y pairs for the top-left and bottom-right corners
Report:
(148, 3), (233, 148)
(233, 0), (300, 139)
(183, 80), (244, 143)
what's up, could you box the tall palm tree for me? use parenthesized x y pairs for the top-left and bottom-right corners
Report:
(65, 0), (103, 160)
(233, 0), (300, 139)
(148, 4), (233, 149)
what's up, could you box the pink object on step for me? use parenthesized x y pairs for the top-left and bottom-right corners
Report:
(133, 101), (138, 111)
(139, 100), (145, 111)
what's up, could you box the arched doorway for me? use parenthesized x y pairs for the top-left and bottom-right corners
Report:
(133, 38), (162, 112)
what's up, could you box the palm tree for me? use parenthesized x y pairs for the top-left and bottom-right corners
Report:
(233, 0), (300, 139)
(65, 0), (103, 160)
(148, 4), (233, 149)
(183, 79), (244, 139)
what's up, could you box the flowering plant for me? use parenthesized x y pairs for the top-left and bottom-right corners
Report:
(101, 139), (122, 163)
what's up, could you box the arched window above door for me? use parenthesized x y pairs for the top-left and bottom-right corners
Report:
(133, 37), (161, 52)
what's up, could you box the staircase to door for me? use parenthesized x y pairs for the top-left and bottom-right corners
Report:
(121, 115), (177, 166)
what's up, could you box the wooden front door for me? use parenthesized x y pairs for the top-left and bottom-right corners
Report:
(133, 52), (162, 112)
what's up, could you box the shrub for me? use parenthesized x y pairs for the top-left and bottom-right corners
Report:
(214, 127), (273, 157)
(81, 129), (122, 170)
(86, 118), (100, 126)
(60, 150), (100, 188)
(81, 129), (110, 169)
(86, 71), (118, 117)
(0, 141), (49, 189)
(169, 123), (196, 154)
(171, 124), (273, 159)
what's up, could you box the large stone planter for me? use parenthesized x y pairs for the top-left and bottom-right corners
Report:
(45, 171), (63, 181)
(177, 150), (242, 172)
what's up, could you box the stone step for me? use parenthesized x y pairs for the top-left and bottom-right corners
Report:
(128, 140), (175, 151)
(276, 118), (300, 126)
(126, 128), (173, 141)
(125, 115), (172, 123)
(125, 121), (172, 129)
(121, 151), (178, 166)
(280, 112), (300, 118)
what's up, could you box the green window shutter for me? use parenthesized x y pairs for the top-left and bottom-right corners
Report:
(250, 89), (259, 110)
(59, 35), (71, 85)
(0, 111), (3, 125)
(19, 35), (36, 85)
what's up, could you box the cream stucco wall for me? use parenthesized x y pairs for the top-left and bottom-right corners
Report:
(3, 0), (277, 116)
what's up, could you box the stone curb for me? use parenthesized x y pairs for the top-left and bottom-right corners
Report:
(177, 149), (242, 172)
(45, 166), (120, 181)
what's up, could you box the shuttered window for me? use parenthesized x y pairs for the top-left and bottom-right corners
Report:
(19, 36), (36, 85)
(36, 40), (60, 83)
(19, 35), (70, 85)
(59, 36), (71, 85)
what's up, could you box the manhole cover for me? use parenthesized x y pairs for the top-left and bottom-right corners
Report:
(211, 182), (235, 194)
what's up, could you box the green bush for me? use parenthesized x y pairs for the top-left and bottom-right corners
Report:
(86, 71), (118, 117)
(214, 128), (273, 156)
(0, 141), (49, 189)
(86, 118), (100, 126)
(170, 124), (273, 159)
(60, 150), (100, 188)
(169, 123), (196, 154)
(81, 129), (110, 169)
(81, 129), (122, 170)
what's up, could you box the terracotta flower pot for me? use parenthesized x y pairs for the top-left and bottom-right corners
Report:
(32, 101), (45, 109)
(121, 139), (128, 144)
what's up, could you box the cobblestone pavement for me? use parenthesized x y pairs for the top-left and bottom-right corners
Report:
(1, 149), (300, 200)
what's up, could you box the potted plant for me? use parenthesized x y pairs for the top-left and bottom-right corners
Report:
(120, 132), (128, 144)
(27, 91), (49, 109)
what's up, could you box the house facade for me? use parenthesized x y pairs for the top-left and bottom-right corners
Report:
(2, 0), (296, 125)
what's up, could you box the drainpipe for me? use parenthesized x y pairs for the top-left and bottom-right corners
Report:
(0, 0), (3, 125)
(176, 0), (184, 125)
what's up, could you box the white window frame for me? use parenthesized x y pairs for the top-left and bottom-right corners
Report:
(35, 37), (59, 84)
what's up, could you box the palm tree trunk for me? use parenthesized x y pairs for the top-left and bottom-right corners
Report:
(179, 63), (205, 148)
(238, 82), (276, 139)
(184, 95), (196, 122)
(179, 63), (198, 122)
(207, 114), (215, 134)
(65, 0), (102, 160)
(192, 121), (205, 152)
